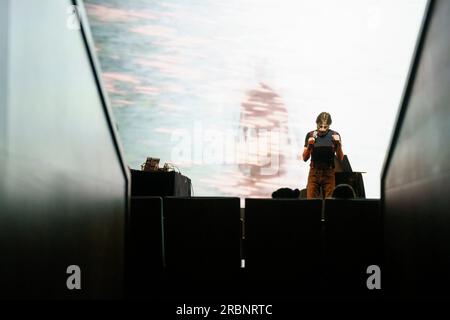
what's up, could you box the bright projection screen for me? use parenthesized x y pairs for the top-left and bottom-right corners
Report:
(85, 0), (426, 200)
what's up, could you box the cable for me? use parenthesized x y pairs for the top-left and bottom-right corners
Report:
(166, 162), (192, 196)
(163, 162), (179, 173)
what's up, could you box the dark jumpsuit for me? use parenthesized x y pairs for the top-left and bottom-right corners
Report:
(304, 130), (341, 199)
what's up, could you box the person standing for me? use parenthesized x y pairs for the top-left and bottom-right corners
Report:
(302, 112), (344, 199)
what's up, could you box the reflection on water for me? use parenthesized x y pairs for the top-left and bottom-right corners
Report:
(238, 83), (290, 177)
(85, 0), (308, 200)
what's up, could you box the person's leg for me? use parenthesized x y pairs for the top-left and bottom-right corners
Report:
(307, 168), (321, 199)
(322, 168), (336, 198)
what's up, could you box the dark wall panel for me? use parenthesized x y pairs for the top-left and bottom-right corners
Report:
(128, 197), (164, 299)
(244, 199), (322, 297)
(0, 0), (128, 299)
(162, 197), (241, 298)
(323, 199), (381, 296)
(383, 0), (450, 297)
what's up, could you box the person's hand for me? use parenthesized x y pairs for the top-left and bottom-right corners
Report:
(307, 137), (315, 148)
(332, 134), (341, 146)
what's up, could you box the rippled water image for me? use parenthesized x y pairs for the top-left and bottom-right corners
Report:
(84, 0), (426, 200)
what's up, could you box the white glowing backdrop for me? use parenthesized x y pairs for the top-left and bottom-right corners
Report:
(85, 0), (426, 201)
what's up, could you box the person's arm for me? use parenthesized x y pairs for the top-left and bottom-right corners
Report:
(302, 146), (311, 161)
(332, 134), (344, 161)
(302, 136), (315, 161)
(335, 144), (344, 161)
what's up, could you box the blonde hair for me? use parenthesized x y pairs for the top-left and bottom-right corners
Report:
(316, 112), (332, 125)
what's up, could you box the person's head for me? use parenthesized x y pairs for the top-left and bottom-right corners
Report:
(316, 112), (332, 136)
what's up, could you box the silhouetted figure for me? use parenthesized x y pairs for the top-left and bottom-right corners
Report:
(331, 183), (356, 199)
(272, 188), (300, 199)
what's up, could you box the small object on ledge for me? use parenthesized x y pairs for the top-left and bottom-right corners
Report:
(141, 157), (160, 172)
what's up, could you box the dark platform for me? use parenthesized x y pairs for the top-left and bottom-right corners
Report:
(130, 169), (191, 197)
